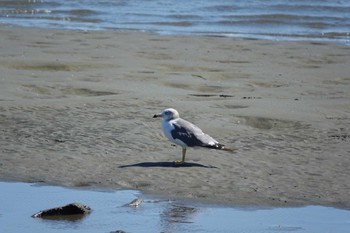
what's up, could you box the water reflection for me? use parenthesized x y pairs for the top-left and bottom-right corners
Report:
(160, 202), (200, 231)
(35, 214), (88, 221)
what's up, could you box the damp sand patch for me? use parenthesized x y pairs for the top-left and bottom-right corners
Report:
(20, 84), (118, 98)
(7, 62), (115, 72)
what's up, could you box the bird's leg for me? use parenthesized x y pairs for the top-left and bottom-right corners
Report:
(174, 148), (186, 165)
(181, 147), (186, 163)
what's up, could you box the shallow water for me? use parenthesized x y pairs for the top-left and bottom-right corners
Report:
(0, 0), (349, 44)
(1, 182), (349, 233)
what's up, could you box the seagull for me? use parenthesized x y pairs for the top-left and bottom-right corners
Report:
(153, 108), (233, 164)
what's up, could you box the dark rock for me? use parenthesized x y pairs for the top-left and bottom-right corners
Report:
(32, 203), (92, 219)
(110, 231), (127, 233)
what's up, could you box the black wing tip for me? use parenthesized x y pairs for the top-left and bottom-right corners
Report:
(206, 144), (236, 152)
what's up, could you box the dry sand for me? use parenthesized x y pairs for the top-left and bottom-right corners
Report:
(0, 25), (349, 208)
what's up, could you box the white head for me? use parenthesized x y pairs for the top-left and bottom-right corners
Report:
(153, 108), (180, 121)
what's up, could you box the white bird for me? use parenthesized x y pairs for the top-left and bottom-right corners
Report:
(153, 108), (233, 164)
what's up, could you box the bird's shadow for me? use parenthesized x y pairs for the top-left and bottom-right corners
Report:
(119, 161), (218, 169)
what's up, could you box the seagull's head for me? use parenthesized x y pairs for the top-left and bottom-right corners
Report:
(153, 108), (180, 121)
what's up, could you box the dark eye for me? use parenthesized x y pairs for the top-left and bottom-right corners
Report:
(165, 111), (170, 115)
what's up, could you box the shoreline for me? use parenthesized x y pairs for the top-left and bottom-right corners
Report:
(2, 23), (350, 46)
(1, 25), (349, 209)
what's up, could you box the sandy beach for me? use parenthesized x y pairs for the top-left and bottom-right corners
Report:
(0, 25), (349, 209)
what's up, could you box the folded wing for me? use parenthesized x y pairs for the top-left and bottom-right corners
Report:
(171, 119), (219, 148)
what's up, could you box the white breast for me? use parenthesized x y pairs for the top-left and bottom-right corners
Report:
(162, 119), (176, 142)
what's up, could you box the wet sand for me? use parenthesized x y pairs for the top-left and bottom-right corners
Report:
(0, 25), (349, 209)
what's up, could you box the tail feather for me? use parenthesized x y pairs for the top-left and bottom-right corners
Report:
(205, 143), (236, 152)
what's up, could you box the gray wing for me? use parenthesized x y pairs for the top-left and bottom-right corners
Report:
(171, 118), (219, 148)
